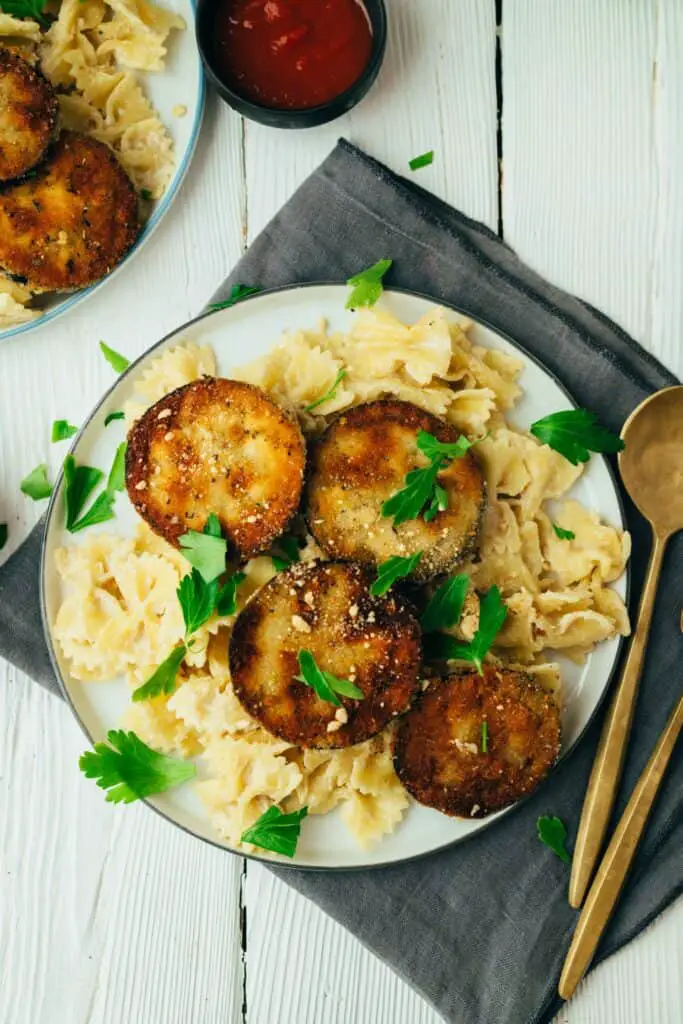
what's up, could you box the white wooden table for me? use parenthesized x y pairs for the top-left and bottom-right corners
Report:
(1, 3), (681, 1022)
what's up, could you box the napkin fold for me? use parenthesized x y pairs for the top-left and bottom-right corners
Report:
(1, 140), (681, 1024)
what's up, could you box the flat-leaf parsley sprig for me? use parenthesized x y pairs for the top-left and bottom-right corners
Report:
(370, 552), (423, 597)
(0, 0), (49, 25)
(133, 519), (245, 702)
(420, 573), (470, 633)
(346, 259), (392, 310)
(209, 283), (261, 312)
(179, 513), (228, 582)
(425, 585), (508, 675)
(530, 409), (624, 465)
(241, 805), (308, 858)
(64, 442), (127, 533)
(382, 430), (483, 527)
(295, 650), (364, 707)
(79, 729), (196, 803)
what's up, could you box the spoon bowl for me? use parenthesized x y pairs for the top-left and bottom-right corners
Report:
(619, 386), (683, 537)
(569, 385), (683, 908)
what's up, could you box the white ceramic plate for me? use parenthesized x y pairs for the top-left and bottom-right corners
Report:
(41, 285), (629, 869)
(0, 0), (204, 345)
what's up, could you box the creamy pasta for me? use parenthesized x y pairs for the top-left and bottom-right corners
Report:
(53, 308), (631, 850)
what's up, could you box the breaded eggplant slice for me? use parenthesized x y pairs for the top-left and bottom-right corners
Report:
(394, 667), (561, 817)
(306, 399), (486, 582)
(0, 131), (138, 291)
(230, 561), (422, 748)
(126, 377), (306, 559)
(0, 49), (59, 183)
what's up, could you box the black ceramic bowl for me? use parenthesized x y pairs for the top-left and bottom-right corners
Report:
(196, 0), (387, 129)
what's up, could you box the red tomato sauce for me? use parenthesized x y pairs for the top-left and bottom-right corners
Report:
(213, 0), (373, 110)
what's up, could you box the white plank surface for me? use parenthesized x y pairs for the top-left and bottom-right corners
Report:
(1, 1), (682, 1023)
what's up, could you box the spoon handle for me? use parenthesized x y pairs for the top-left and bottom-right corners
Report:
(559, 694), (683, 1001)
(569, 530), (668, 908)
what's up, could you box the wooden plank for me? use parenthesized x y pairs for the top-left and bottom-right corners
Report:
(504, 3), (683, 1023)
(0, 97), (247, 1024)
(244, 0), (499, 242)
(244, 3), (498, 1022)
(503, 0), (656, 345)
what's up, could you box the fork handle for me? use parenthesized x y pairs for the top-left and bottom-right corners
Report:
(569, 530), (668, 908)
(559, 694), (683, 1000)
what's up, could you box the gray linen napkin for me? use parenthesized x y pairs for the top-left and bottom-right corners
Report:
(1, 140), (681, 1024)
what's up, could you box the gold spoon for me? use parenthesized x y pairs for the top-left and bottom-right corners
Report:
(560, 693), (683, 999)
(569, 385), (683, 909)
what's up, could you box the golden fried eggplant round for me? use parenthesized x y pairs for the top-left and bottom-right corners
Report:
(0, 131), (138, 291)
(126, 377), (306, 559)
(229, 561), (422, 748)
(305, 400), (486, 582)
(393, 667), (561, 817)
(0, 48), (59, 183)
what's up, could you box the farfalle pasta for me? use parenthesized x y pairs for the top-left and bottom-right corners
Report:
(53, 308), (630, 851)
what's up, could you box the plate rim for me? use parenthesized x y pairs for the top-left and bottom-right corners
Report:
(0, 0), (206, 345)
(40, 282), (631, 871)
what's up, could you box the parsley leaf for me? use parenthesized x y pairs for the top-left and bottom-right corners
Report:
(215, 571), (246, 617)
(370, 552), (422, 596)
(67, 443), (126, 533)
(552, 522), (576, 541)
(240, 805), (308, 858)
(104, 411), (125, 427)
(51, 420), (78, 442)
(481, 720), (489, 753)
(140, 188), (153, 201)
(345, 259), (392, 310)
(420, 573), (469, 633)
(0, 0), (48, 25)
(382, 431), (482, 527)
(271, 534), (302, 572)
(295, 650), (364, 707)
(530, 409), (624, 465)
(537, 815), (571, 863)
(179, 515), (227, 582)
(304, 368), (347, 413)
(177, 568), (218, 636)
(209, 284), (261, 312)
(425, 586), (508, 674)
(416, 430), (482, 462)
(99, 341), (130, 374)
(381, 459), (443, 527)
(63, 456), (103, 527)
(0, 524), (7, 551)
(79, 729), (196, 803)
(409, 150), (434, 171)
(20, 463), (53, 501)
(132, 645), (187, 703)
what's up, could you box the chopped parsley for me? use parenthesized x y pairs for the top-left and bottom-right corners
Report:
(179, 514), (228, 582)
(370, 552), (422, 597)
(140, 189), (153, 201)
(20, 463), (53, 501)
(537, 815), (571, 863)
(209, 284), (261, 312)
(79, 729), (196, 803)
(409, 150), (434, 171)
(295, 649), (364, 707)
(425, 585), (508, 675)
(345, 258), (392, 310)
(99, 341), (130, 374)
(65, 443), (126, 533)
(51, 420), (78, 443)
(304, 368), (347, 413)
(530, 409), (624, 465)
(132, 646), (187, 703)
(0, 0), (48, 24)
(240, 805), (308, 858)
(552, 522), (576, 541)
(382, 430), (482, 527)
(104, 411), (125, 427)
(481, 720), (489, 753)
(271, 534), (302, 572)
(420, 574), (469, 633)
